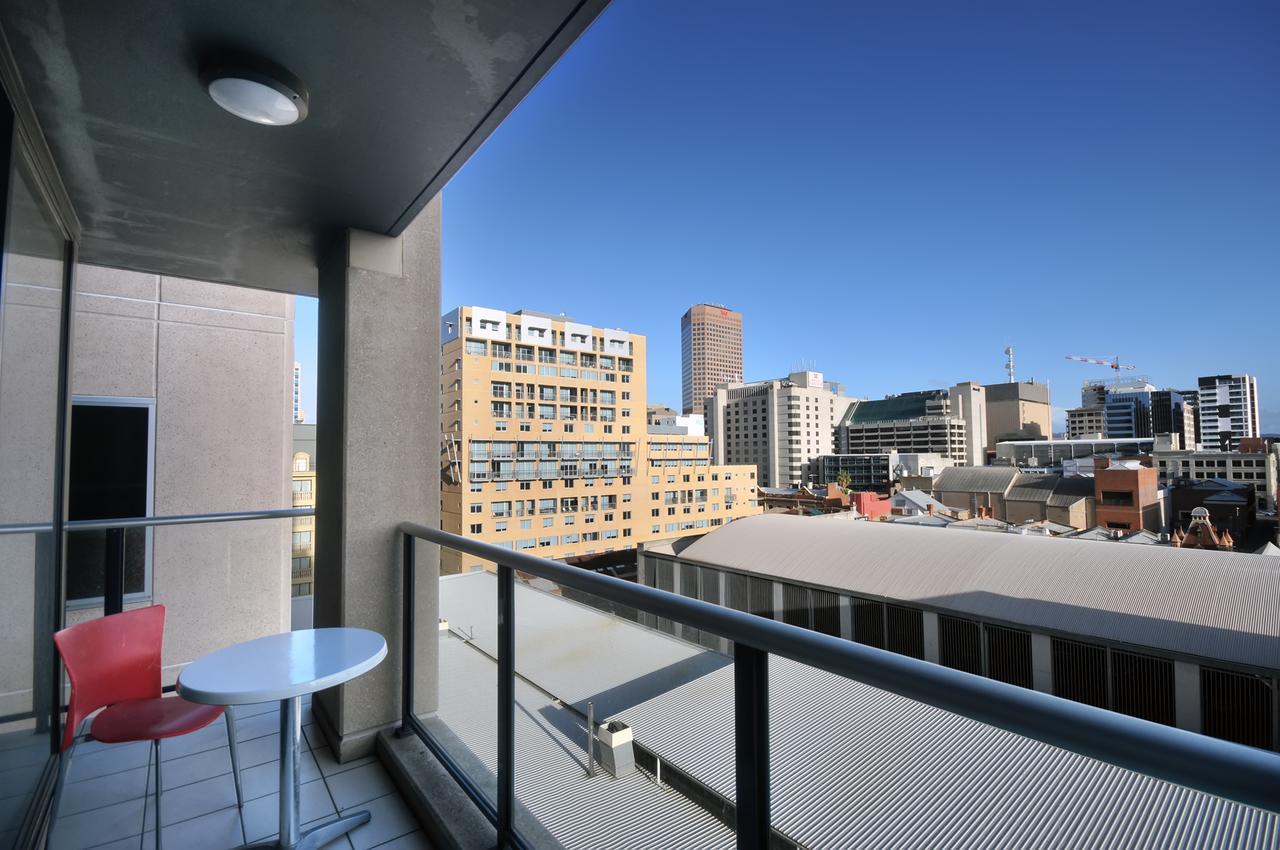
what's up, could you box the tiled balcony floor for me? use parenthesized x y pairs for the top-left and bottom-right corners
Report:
(50, 696), (430, 850)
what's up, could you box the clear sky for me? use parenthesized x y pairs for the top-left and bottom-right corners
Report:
(296, 0), (1279, 432)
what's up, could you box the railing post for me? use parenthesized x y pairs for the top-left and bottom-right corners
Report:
(734, 643), (769, 850)
(497, 564), (515, 846)
(103, 527), (125, 616)
(399, 531), (415, 736)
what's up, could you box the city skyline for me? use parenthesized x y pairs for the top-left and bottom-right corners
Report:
(294, 0), (1278, 431)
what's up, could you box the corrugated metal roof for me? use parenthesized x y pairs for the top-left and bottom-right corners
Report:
(1006, 473), (1059, 503)
(933, 465), (1021, 494)
(435, 574), (735, 850)
(671, 514), (1280, 669)
(623, 657), (1280, 850)
(438, 573), (1280, 849)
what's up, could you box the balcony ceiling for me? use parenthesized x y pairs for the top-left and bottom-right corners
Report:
(0, 0), (607, 295)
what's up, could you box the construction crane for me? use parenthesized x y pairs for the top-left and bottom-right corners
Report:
(1065, 355), (1137, 389)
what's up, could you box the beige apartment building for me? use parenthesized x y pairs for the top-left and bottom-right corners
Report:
(441, 306), (760, 573)
(681, 303), (743, 415)
(707, 371), (855, 488)
(291, 423), (317, 598)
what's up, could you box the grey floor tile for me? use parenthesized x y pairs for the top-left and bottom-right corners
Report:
(154, 745), (232, 790)
(48, 796), (145, 850)
(241, 779), (335, 843)
(157, 724), (227, 762)
(325, 763), (395, 810)
(312, 746), (375, 778)
(143, 772), (238, 830)
(236, 733), (285, 769)
(238, 750), (321, 800)
(65, 742), (150, 783)
(57, 763), (151, 817)
(340, 793), (419, 850)
(232, 701), (280, 719)
(0, 794), (32, 830)
(233, 709), (284, 743)
(369, 832), (433, 850)
(164, 805), (244, 850)
(0, 762), (47, 800)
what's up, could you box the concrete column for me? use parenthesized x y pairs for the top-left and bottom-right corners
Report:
(1174, 661), (1201, 733)
(1031, 633), (1053, 694)
(922, 611), (940, 664)
(838, 595), (853, 641)
(772, 581), (784, 621)
(314, 198), (441, 760)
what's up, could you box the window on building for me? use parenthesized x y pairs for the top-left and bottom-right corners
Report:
(67, 400), (154, 602)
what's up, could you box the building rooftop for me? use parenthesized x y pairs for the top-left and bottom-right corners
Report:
(667, 514), (1280, 670)
(839, 390), (946, 426)
(441, 571), (1280, 849)
(933, 466), (1021, 494)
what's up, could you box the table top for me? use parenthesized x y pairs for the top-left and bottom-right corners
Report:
(178, 628), (387, 705)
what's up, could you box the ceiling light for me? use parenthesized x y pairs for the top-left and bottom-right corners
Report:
(201, 60), (309, 126)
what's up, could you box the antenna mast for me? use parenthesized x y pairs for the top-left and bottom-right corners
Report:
(1004, 346), (1015, 383)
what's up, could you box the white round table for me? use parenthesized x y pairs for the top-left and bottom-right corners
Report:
(178, 628), (387, 850)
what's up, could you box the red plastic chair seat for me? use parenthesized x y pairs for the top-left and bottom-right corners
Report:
(90, 696), (225, 744)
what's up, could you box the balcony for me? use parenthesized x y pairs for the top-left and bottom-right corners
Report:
(4, 1), (1279, 848)
(46, 694), (427, 850)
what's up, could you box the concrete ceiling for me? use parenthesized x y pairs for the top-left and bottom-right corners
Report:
(1, 0), (607, 295)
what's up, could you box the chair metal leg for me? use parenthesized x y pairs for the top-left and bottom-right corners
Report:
(225, 708), (244, 809)
(153, 739), (162, 850)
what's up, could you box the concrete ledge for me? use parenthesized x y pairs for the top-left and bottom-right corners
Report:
(377, 728), (495, 850)
(378, 721), (565, 850)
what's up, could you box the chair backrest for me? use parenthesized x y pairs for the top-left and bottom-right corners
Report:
(53, 605), (166, 751)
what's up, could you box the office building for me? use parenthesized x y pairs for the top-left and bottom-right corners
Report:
(1103, 379), (1157, 439)
(706, 370), (853, 487)
(832, 384), (986, 467)
(292, 360), (305, 423)
(995, 437), (1155, 470)
(1153, 447), (1278, 510)
(680, 303), (742, 415)
(1080, 379), (1109, 409)
(1179, 388), (1202, 445)
(291, 423), (317, 600)
(1151, 389), (1195, 449)
(984, 380), (1051, 447)
(1066, 406), (1105, 439)
(440, 306), (760, 572)
(1197, 374), (1260, 451)
(809, 451), (955, 491)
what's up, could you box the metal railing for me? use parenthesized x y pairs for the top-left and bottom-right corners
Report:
(0, 507), (313, 615)
(398, 523), (1280, 849)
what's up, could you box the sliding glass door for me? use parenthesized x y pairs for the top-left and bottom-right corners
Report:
(0, 104), (74, 848)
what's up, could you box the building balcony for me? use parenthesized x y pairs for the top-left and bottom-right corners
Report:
(5, 2), (1279, 848)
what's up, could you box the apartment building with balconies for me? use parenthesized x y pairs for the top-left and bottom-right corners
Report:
(440, 306), (759, 572)
(706, 370), (854, 488)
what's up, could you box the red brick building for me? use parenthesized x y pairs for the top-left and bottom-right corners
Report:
(1094, 457), (1162, 532)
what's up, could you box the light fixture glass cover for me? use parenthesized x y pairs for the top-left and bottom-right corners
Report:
(201, 60), (309, 126)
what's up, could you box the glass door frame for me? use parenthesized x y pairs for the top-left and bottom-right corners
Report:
(1, 48), (82, 848)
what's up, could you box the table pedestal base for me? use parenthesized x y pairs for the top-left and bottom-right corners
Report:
(241, 810), (371, 850)
(239, 695), (371, 850)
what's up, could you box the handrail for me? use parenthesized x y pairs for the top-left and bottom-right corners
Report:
(400, 520), (1280, 847)
(0, 507), (313, 536)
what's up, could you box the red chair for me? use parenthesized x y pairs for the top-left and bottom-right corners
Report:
(53, 605), (243, 850)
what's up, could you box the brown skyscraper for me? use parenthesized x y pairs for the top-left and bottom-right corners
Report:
(681, 304), (743, 414)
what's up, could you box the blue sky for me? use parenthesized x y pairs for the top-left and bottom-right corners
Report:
(296, 0), (1279, 431)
